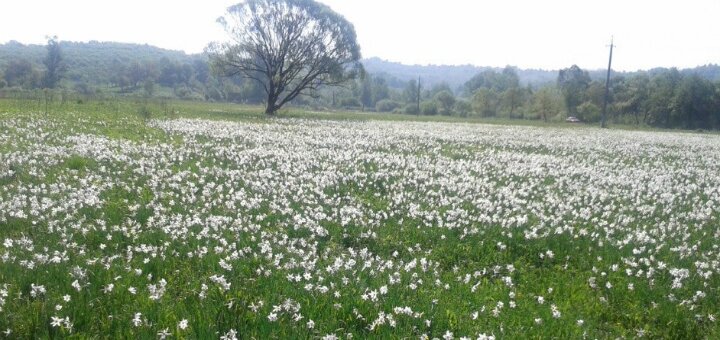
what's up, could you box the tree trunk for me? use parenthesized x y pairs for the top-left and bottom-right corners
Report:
(265, 93), (278, 115)
(265, 104), (276, 115)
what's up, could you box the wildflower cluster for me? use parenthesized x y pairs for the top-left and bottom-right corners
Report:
(1, 114), (719, 338)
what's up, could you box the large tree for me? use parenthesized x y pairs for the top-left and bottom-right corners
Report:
(557, 65), (591, 116)
(532, 87), (563, 122)
(43, 36), (65, 89)
(208, 0), (362, 115)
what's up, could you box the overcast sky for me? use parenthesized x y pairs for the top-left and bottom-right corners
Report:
(1, 0), (718, 71)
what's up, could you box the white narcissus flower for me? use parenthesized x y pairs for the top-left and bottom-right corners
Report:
(50, 316), (64, 328)
(178, 319), (188, 330)
(5, 109), (720, 337)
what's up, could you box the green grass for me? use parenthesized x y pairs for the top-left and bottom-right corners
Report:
(1, 97), (719, 338)
(1, 95), (713, 135)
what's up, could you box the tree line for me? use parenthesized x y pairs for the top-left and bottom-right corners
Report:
(0, 40), (264, 102)
(1, 39), (719, 129)
(329, 65), (720, 129)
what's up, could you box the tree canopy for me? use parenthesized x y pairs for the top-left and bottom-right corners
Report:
(557, 65), (591, 116)
(43, 36), (65, 89)
(208, 0), (363, 115)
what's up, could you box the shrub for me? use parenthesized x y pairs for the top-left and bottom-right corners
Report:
(375, 99), (401, 112)
(403, 104), (419, 115)
(454, 100), (472, 117)
(340, 97), (361, 108)
(576, 102), (601, 122)
(434, 90), (456, 115)
(174, 85), (191, 98)
(420, 100), (438, 115)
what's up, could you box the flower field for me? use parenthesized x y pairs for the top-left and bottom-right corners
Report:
(1, 109), (720, 338)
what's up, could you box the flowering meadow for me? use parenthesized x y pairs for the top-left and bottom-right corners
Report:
(1, 106), (720, 339)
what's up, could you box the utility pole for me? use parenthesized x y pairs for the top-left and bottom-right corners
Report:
(602, 36), (615, 129)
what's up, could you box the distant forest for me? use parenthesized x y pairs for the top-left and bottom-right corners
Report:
(1, 40), (719, 129)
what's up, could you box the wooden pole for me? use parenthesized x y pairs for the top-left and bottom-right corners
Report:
(602, 37), (614, 129)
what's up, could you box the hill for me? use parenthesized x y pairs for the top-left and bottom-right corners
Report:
(0, 40), (718, 96)
(0, 40), (197, 86)
(362, 57), (564, 89)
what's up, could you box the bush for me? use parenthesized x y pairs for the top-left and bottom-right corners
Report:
(0, 79), (6, 89)
(454, 100), (472, 117)
(576, 102), (601, 122)
(375, 99), (401, 113)
(420, 101), (438, 115)
(434, 90), (456, 115)
(403, 104), (419, 115)
(205, 86), (225, 102)
(174, 85), (191, 98)
(472, 88), (499, 117)
(339, 97), (361, 108)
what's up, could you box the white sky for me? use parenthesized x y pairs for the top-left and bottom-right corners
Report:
(1, 0), (718, 71)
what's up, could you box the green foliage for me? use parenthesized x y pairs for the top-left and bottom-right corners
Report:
(453, 99), (472, 117)
(354, 74), (390, 109)
(363, 57), (614, 90)
(433, 90), (456, 115)
(500, 87), (527, 118)
(209, 0), (363, 115)
(420, 100), (438, 115)
(471, 88), (499, 117)
(584, 80), (606, 107)
(340, 97), (361, 108)
(143, 79), (155, 98)
(3, 59), (40, 89)
(428, 82), (453, 97)
(375, 99), (401, 113)
(2, 100), (720, 338)
(403, 103), (419, 115)
(403, 79), (420, 104)
(532, 87), (564, 122)
(0, 41), (209, 99)
(464, 66), (520, 96)
(674, 74), (718, 129)
(0, 41), (718, 129)
(137, 104), (152, 121)
(557, 65), (591, 115)
(64, 154), (93, 171)
(576, 101), (601, 122)
(43, 36), (66, 89)
(612, 74), (650, 125)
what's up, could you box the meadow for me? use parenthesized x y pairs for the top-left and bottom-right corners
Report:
(1, 99), (720, 339)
